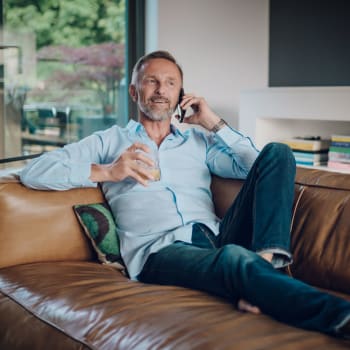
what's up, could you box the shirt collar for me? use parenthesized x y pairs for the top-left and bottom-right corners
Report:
(126, 119), (141, 132)
(126, 119), (185, 139)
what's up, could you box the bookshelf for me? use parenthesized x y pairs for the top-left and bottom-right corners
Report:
(239, 87), (350, 173)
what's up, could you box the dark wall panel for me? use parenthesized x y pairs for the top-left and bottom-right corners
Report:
(269, 0), (350, 86)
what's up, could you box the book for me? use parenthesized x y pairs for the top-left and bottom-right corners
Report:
(328, 151), (350, 162)
(293, 151), (328, 162)
(330, 141), (350, 148)
(329, 146), (350, 154)
(331, 135), (350, 143)
(297, 160), (327, 166)
(281, 138), (331, 152)
(328, 158), (350, 164)
(327, 161), (350, 170)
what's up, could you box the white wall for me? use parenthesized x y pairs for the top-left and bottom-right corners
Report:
(147, 0), (269, 128)
(240, 87), (350, 147)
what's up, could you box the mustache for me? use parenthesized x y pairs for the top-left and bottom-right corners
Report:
(149, 96), (170, 103)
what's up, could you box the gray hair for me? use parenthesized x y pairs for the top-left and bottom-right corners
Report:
(131, 50), (183, 85)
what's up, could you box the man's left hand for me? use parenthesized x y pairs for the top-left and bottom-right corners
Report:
(177, 93), (221, 131)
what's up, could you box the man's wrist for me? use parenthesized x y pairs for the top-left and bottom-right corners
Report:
(210, 118), (227, 133)
(90, 163), (109, 182)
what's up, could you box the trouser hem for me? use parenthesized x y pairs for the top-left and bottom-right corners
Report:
(334, 313), (350, 339)
(256, 247), (293, 269)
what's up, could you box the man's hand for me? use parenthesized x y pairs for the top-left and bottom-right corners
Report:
(89, 143), (156, 186)
(177, 93), (221, 131)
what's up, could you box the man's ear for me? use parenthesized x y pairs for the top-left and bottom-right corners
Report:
(129, 84), (138, 102)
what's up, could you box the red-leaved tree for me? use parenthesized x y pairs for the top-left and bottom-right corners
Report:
(34, 42), (125, 116)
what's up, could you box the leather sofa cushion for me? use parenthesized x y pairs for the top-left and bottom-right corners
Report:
(0, 177), (104, 269)
(1, 261), (349, 350)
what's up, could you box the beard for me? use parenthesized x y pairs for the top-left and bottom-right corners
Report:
(138, 96), (175, 121)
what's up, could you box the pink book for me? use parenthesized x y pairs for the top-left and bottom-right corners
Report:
(327, 161), (350, 170)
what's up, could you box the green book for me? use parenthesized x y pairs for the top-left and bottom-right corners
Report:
(329, 146), (350, 154)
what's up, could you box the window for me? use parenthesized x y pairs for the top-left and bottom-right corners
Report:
(0, 0), (144, 170)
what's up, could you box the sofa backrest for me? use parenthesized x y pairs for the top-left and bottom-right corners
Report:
(0, 175), (104, 269)
(0, 174), (244, 270)
(290, 168), (350, 295)
(1, 169), (350, 296)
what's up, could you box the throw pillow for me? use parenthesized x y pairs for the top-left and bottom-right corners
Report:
(73, 202), (124, 270)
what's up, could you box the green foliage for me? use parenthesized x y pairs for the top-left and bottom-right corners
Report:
(4, 0), (125, 48)
(4, 0), (126, 120)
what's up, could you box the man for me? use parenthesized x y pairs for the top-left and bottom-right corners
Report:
(20, 50), (350, 338)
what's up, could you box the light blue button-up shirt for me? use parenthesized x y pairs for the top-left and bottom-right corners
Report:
(20, 120), (259, 279)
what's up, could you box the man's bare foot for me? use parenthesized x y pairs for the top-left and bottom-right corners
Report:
(237, 252), (273, 314)
(238, 299), (261, 314)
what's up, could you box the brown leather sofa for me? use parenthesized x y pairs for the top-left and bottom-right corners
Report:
(0, 167), (349, 350)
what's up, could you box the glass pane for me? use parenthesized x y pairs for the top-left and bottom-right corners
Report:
(1, 0), (127, 160)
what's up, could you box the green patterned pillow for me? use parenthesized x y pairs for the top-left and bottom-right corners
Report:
(73, 203), (124, 270)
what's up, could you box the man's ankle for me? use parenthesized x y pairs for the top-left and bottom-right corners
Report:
(258, 252), (273, 263)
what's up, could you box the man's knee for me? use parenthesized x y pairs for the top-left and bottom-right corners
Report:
(259, 142), (296, 170)
(219, 244), (261, 268)
(262, 142), (293, 159)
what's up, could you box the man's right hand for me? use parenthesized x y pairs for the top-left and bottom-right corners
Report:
(89, 143), (156, 186)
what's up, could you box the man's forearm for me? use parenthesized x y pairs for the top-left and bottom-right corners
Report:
(20, 152), (97, 190)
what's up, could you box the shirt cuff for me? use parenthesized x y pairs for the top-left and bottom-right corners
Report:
(70, 162), (97, 187)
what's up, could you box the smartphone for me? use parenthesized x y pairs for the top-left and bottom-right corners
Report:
(178, 88), (186, 123)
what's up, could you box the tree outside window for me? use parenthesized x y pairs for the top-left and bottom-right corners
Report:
(4, 0), (126, 154)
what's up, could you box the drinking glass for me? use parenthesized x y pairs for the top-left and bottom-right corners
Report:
(136, 147), (161, 181)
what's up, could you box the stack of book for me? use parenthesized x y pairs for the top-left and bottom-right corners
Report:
(280, 137), (331, 166)
(328, 135), (350, 171)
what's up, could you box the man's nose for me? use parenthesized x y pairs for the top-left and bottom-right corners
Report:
(155, 82), (166, 95)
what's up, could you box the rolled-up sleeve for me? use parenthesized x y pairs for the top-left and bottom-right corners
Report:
(206, 125), (259, 179)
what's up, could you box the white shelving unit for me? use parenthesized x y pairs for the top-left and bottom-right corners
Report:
(239, 87), (350, 173)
